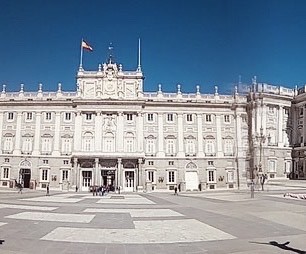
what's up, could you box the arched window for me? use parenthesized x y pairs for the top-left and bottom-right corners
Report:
(185, 135), (196, 155)
(204, 136), (215, 156)
(82, 132), (94, 152)
(124, 132), (135, 153)
(3, 133), (14, 153)
(61, 134), (72, 154)
(104, 132), (115, 152)
(22, 134), (33, 154)
(41, 134), (53, 154)
(165, 135), (176, 155)
(145, 135), (156, 155)
(223, 136), (234, 156)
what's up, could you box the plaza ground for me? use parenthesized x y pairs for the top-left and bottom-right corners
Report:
(0, 181), (306, 254)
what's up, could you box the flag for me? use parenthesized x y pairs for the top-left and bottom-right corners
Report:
(82, 40), (93, 51)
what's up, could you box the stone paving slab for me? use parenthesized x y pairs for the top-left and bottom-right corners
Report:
(84, 208), (184, 217)
(5, 211), (95, 223)
(20, 196), (82, 203)
(253, 211), (306, 231)
(41, 219), (235, 244)
(0, 204), (57, 211)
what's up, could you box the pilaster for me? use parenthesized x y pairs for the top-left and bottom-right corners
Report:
(278, 106), (283, 147)
(157, 113), (165, 157)
(95, 111), (102, 151)
(177, 113), (185, 157)
(52, 112), (61, 156)
(117, 112), (124, 152)
(0, 112), (4, 152)
(13, 112), (22, 155)
(197, 113), (204, 157)
(73, 112), (82, 151)
(216, 115), (223, 157)
(33, 112), (42, 155)
(137, 112), (144, 152)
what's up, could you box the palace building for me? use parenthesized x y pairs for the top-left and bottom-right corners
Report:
(0, 44), (301, 192)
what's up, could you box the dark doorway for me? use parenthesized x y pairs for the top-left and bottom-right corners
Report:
(101, 170), (115, 191)
(20, 168), (31, 188)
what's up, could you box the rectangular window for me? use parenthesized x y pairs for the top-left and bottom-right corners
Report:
(43, 160), (48, 164)
(208, 170), (215, 182)
(186, 114), (193, 122)
(126, 114), (133, 121)
(148, 161), (154, 166)
(206, 114), (212, 122)
(167, 113), (173, 122)
(269, 106), (275, 114)
(269, 160), (276, 172)
(147, 113), (153, 121)
(2, 167), (9, 179)
(62, 170), (69, 181)
(147, 171), (155, 183)
(26, 112), (33, 121)
(45, 112), (52, 121)
(85, 113), (92, 121)
(169, 161), (174, 166)
(4, 158), (9, 163)
(227, 171), (234, 183)
(168, 171), (175, 183)
(208, 161), (214, 166)
(7, 112), (14, 120)
(42, 169), (48, 181)
(65, 112), (71, 121)
(224, 115), (230, 123)
(63, 160), (69, 165)
(300, 108), (303, 116)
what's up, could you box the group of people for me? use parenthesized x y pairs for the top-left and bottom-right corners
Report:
(92, 185), (110, 196)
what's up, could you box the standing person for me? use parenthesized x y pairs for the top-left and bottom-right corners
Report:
(46, 184), (50, 196)
(174, 186), (178, 195)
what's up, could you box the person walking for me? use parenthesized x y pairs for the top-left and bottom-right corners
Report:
(174, 186), (178, 195)
(46, 184), (50, 196)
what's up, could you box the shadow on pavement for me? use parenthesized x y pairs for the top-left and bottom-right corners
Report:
(250, 240), (306, 253)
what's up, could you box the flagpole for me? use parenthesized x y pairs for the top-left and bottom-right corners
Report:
(79, 38), (83, 69)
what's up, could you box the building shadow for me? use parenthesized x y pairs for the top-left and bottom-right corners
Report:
(250, 240), (306, 254)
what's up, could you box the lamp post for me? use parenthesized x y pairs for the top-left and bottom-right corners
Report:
(257, 127), (266, 191)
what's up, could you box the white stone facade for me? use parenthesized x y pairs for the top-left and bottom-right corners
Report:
(0, 59), (296, 192)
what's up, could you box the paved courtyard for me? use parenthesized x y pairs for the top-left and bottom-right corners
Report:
(0, 187), (306, 253)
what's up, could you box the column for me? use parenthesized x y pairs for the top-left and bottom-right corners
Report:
(197, 113), (204, 157)
(138, 158), (144, 191)
(177, 113), (184, 157)
(157, 113), (165, 157)
(33, 112), (41, 155)
(52, 112), (61, 156)
(94, 158), (99, 187)
(216, 115), (223, 157)
(73, 112), (82, 151)
(13, 112), (22, 155)
(0, 112), (4, 152)
(236, 114), (242, 154)
(95, 111), (102, 151)
(278, 106), (283, 147)
(136, 112), (144, 152)
(73, 158), (78, 188)
(117, 112), (124, 152)
(256, 101), (261, 134)
(117, 158), (122, 189)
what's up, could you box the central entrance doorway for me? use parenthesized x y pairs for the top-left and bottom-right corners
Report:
(20, 168), (31, 188)
(124, 171), (135, 192)
(82, 171), (92, 191)
(101, 170), (115, 191)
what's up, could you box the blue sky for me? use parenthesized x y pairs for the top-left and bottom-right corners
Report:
(1, 0), (306, 94)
